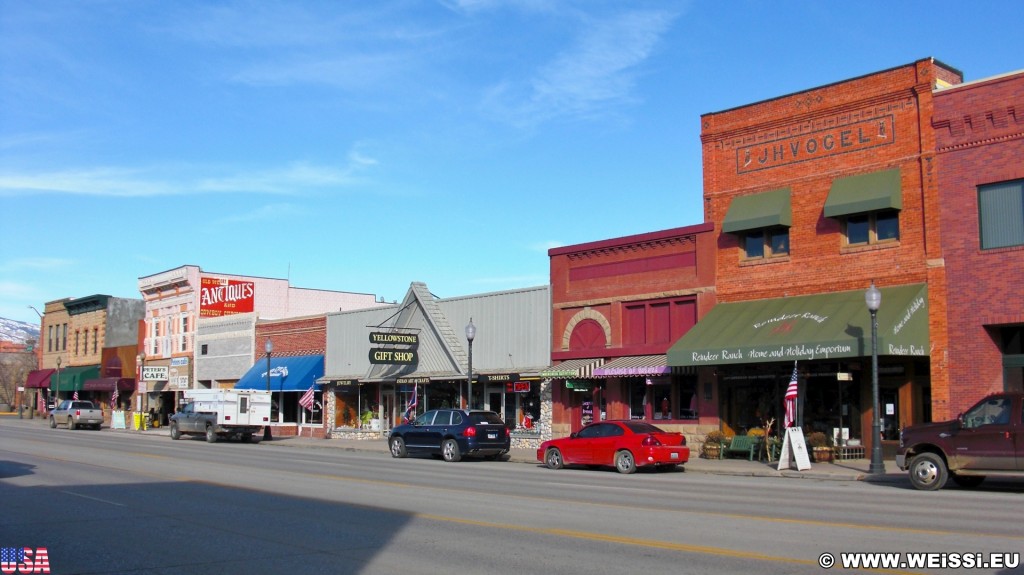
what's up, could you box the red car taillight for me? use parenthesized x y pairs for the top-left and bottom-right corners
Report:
(504, 427), (510, 438)
(642, 434), (662, 447)
(463, 426), (478, 438)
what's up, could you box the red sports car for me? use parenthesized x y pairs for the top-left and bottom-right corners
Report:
(537, 420), (689, 474)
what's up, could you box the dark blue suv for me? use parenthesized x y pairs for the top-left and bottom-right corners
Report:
(388, 409), (510, 462)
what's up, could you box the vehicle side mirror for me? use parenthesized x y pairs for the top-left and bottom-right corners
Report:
(569, 432), (578, 439)
(956, 413), (964, 429)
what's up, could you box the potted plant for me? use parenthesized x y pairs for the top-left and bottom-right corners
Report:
(806, 431), (833, 462)
(701, 429), (726, 459)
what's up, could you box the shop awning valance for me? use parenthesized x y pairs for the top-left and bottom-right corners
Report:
(83, 377), (136, 392)
(824, 168), (902, 218)
(667, 284), (929, 367)
(25, 369), (55, 388)
(593, 355), (671, 377)
(234, 355), (323, 392)
(51, 365), (100, 392)
(722, 188), (792, 234)
(541, 358), (605, 379)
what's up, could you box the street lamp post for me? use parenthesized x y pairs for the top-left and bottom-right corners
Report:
(865, 282), (884, 475)
(54, 355), (62, 413)
(465, 319), (476, 410)
(263, 339), (273, 441)
(28, 305), (43, 420)
(136, 353), (144, 413)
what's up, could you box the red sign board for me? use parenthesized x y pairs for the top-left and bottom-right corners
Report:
(199, 277), (255, 317)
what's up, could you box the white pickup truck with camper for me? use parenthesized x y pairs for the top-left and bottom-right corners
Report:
(169, 389), (271, 443)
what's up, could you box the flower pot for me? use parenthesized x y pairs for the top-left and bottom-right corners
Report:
(702, 445), (722, 459)
(812, 447), (834, 463)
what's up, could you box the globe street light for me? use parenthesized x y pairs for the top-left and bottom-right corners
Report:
(263, 338), (273, 441)
(465, 319), (476, 411)
(865, 282), (884, 475)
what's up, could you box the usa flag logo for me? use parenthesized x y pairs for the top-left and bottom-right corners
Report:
(1, 548), (50, 574)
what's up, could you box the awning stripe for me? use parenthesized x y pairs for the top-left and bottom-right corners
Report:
(593, 355), (671, 377)
(540, 358), (605, 379)
(83, 377), (135, 392)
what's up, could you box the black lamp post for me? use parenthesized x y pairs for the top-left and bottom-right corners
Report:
(54, 355), (61, 411)
(465, 319), (476, 410)
(263, 338), (273, 441)
(865, 282), (884, 474)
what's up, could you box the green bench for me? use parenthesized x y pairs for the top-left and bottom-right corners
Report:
(721, 435), (762, 461)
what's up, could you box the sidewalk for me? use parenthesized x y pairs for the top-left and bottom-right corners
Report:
(3, 413), (906, 483)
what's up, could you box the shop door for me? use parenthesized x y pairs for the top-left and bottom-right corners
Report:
(880, 390), (899, 440)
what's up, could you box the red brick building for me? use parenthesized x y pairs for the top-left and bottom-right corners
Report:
(669, 59), (963, 452)
(546, 223), (716, 437)
(934, 70), (1024, 414)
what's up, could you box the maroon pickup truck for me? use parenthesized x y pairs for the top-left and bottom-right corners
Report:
(897, 392), (1023, 490)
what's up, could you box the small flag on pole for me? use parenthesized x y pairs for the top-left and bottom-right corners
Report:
(784, 362), (798, 429)
(299, 385), (316, 412)
(403, 383), (418, 422)
(111, 386), (119, 408)
(73, 391), (79, 401)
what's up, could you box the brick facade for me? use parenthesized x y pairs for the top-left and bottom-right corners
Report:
(700, 59), (963, 441)
(934, 70), (1024, 416)
(548, 223), (717, 437)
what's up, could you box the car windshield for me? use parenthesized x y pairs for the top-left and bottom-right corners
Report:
(622, 421), (666, 434)
(469, 411), (504, 425)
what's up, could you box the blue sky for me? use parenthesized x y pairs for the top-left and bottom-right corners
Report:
(1, 0), (1020, 325)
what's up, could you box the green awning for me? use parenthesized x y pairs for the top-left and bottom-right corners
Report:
(50, 365), (100, 392)
(722, 188), (791, 234)
(824, 168), (902, 218)
(667, 284), (928, 366)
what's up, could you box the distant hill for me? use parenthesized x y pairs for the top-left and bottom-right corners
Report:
(0, 317), (40, 344)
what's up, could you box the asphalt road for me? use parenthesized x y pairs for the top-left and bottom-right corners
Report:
(1, 418), (1022, 575)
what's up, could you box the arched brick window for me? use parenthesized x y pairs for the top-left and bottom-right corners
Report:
(569, 319), (607, 351)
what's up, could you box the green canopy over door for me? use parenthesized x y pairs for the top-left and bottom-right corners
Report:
(50, 365), (101, 392)
(667, 284), (928, 366)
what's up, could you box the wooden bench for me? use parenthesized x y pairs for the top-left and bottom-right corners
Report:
(721, 435), (762, 461)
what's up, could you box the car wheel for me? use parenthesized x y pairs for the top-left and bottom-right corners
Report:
(908, 452), (948, 491)
(389, 436), (408, 458)
(49, 416), (56, 429)
(544, 448), (564, 470)
(68, 417), (76, 430)
(614, 450), (637, 474)
(205, 425), (217, 443)
(951, 473), (985, 488)
(169, 423), (181, 440)
(441, 438), (462, 462)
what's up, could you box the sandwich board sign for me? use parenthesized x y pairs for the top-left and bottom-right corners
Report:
(777, 427), (812, 471)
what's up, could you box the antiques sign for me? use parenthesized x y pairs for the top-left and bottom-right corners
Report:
(199, 276), (256, 317)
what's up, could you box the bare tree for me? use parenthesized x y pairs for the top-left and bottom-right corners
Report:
(0, 351), (38, 408)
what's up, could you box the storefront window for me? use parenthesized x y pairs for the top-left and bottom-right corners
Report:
(628, 377), (698, 421)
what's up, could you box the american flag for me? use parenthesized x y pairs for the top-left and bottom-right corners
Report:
(299, 385), (316, 412)
(73, 391), (79, 400)
(111, 386), (119, 408)
(784, 362), (799, 429)
(402, 383), (418, 422)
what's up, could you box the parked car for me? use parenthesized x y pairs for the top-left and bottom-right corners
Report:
(897, 392), (1024, 490)
(388, 409), (510, 462)
(538, 420), (690, 474)
(50, 400), (104, 430)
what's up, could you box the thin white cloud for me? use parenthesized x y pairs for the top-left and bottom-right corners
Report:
(530, 240), (565, 252)
(0, 149), (379, 198)
(0, 258), (75, 272)
(215, 203), (304, 224)
(482, 9), (677, 128)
